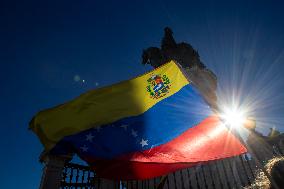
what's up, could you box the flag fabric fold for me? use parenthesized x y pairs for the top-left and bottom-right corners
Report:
(30, 60), (247, 180)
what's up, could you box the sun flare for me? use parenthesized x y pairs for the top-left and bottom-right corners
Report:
(220, 107), (247, 128)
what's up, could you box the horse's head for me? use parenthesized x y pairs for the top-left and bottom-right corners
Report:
(141, 47), (164, 68)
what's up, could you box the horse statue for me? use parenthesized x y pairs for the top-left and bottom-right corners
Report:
(141, 27), (218, 110)
(142, 27), (206, 69)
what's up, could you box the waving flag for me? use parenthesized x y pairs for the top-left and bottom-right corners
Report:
(30, 61), (247, 180)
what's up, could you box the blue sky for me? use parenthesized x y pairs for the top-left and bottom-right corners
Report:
(1, 0), (284, 188)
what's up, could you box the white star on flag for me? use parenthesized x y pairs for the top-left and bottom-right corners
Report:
(86, 133), (94, 142)
(96, 126), (101, 132)
(120, 124), (128, 131)
(140, 138), (148, 147)
(131, 129), (138, 137)
(80, 145), (88, 152)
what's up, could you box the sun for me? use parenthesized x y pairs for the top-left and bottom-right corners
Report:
(220, 107), (247, 128)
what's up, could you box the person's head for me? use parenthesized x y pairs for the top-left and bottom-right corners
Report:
(266, 157), (284, 189)
(245, 157), (284, 189)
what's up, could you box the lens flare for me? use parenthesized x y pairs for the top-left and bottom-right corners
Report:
(220, 107), (246, 128)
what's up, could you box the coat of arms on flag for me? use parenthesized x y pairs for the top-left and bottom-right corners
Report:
(146, 74), (171, 99)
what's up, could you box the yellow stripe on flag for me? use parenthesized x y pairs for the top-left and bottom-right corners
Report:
(30, 61), (189, 150)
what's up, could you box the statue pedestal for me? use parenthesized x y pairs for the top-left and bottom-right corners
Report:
(39, 153), (72, 189)
(246, 131), (275, 163)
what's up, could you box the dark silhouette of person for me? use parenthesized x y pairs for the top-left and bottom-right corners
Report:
(269, 158), (284, 189)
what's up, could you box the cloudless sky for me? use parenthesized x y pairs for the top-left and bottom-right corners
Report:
(1, 0), (284, 188)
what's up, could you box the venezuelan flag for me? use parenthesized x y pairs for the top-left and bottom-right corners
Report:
(30, 61), (247, 180)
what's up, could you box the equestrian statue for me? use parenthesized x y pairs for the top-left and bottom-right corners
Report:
(141, 27), (218, 110)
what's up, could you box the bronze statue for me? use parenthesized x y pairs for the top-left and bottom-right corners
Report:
(142, 27), (205, 69)
(142, 27), (217, 110)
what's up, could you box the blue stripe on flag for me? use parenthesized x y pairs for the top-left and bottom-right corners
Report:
(53, 85), (212, 158)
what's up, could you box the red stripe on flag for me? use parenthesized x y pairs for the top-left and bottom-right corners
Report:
(118, 116), (247, 163)
(90, 160), (198, 180)
(84, 116), (247, 180)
